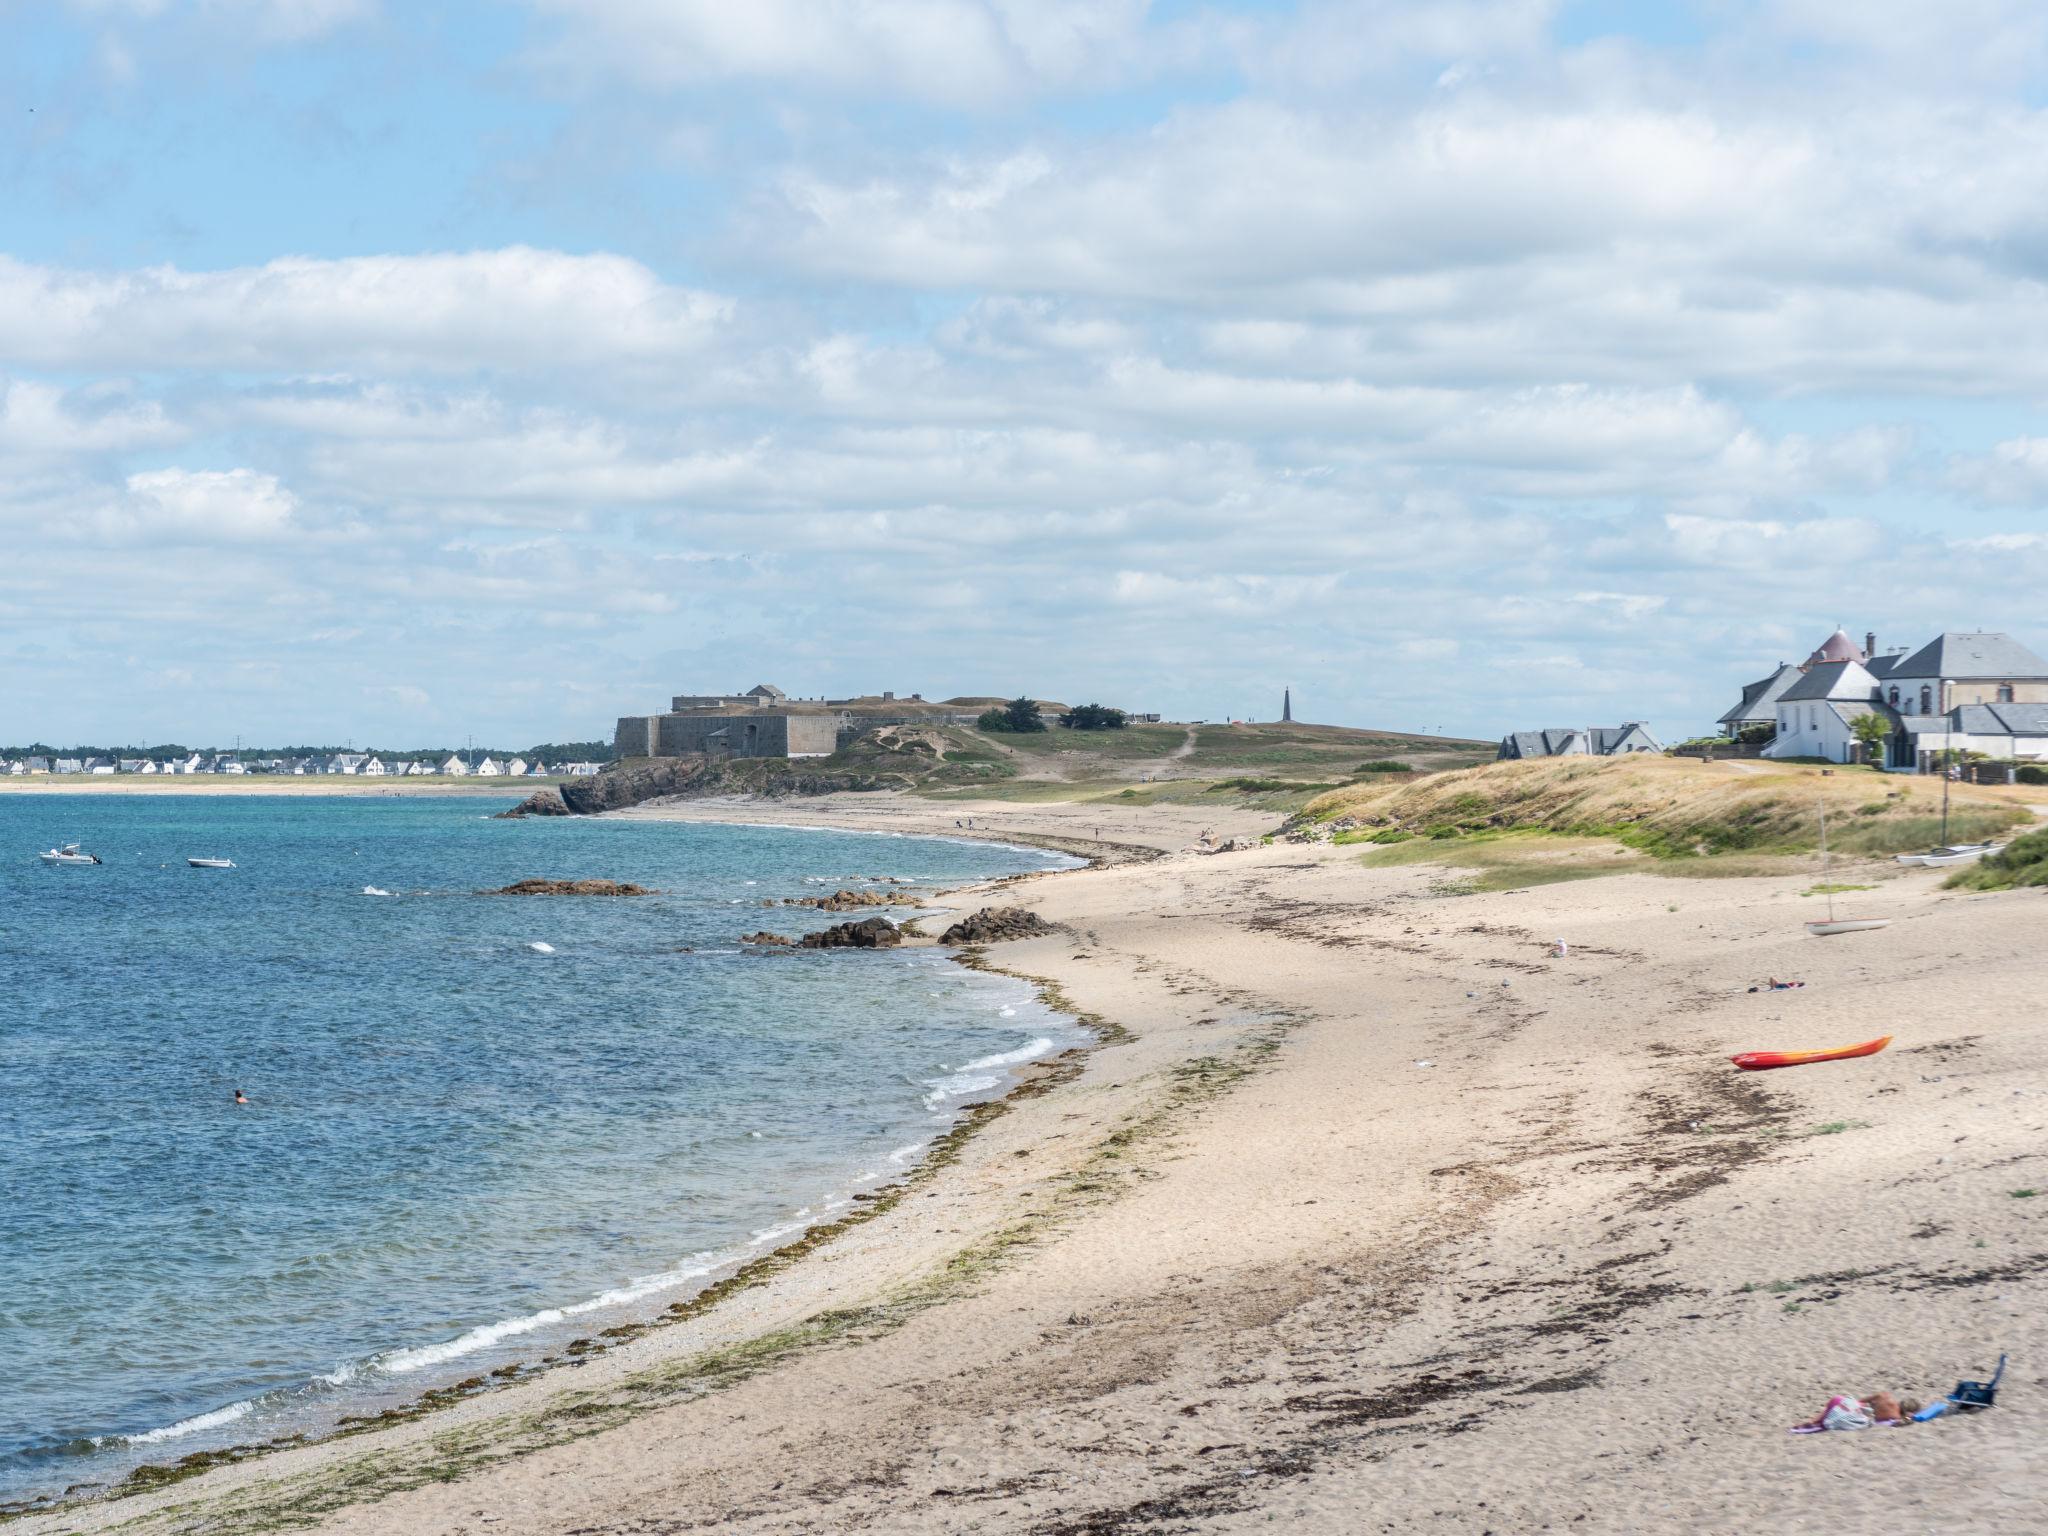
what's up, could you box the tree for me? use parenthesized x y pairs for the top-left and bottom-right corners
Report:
(976, 709), (1010, 732)
(1004, 696), (1047, 732)
(1059, 703), (1127, 731)
(1849, 712), (1890, 764)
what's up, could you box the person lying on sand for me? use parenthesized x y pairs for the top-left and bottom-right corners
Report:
(1747, 979), (1807, 992)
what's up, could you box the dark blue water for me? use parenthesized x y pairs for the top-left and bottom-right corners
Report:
(0, 795), (1076, 1502)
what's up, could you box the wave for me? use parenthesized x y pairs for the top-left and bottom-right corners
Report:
(921, 1036), (1056, 1110)
(102, 1397), (255, 1449)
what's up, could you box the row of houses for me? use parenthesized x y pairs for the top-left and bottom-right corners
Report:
(1, 755), (605, 778)
(1720, 629), (2048, 771)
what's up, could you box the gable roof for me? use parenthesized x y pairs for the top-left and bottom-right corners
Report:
(1718, 662), (1802, 725)
(1864, 651), (1909, 679)
(1890, 632), (2048, 680)
(1779, 659), (1878, 703)
(747, 683), (788, 700)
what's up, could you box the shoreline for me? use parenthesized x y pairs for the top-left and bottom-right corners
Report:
(16, 792), (2048, 1534)
(1, 815), (1098, 1519)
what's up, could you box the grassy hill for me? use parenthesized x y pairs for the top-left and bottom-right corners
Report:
(1299, 754), (2029, 860)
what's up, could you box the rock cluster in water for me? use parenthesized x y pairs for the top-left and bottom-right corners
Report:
(938, 907), (1057, 945)
(798, 917), (903, 949)
(488, 879), (654, 896)
(781, 888), (921, 912)
(740, 931), (793, 946)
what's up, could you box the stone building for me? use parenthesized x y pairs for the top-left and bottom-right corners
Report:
(614, 685), (979, 761)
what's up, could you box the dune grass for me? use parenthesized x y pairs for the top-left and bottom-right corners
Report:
(1300, 755), (2028, 861)
(1945, 826), (2048, 890)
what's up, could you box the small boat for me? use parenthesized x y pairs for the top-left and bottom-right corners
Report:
(187, 857), (236, 869)
(1919, 843), (2002, 869)
(1806, 917), (1893, 936)
(1806, 800), (1887, 936)
(39, 843), (102, 866)
(1731, 1035), (1892, 1071)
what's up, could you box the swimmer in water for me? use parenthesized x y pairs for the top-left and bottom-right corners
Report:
(234, 1089), (249, 1106)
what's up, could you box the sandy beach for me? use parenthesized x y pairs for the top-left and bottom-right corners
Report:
(21, 791), (2046, 1535)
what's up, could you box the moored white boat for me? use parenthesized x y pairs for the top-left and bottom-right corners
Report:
(39, 843), (102, 866)
(1806, 917), (1892, 936)
(1918, 843), (2002, 869)
(187, 857), (236, 869)
(1896, 842), (1992, 867)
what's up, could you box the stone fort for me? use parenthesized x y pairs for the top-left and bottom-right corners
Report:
(614, 685), (982, 761)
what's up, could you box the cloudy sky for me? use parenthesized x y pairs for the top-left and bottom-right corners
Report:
(7, 0), (2048, 748)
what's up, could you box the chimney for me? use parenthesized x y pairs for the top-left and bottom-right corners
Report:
(1865, 631), (1876, 660)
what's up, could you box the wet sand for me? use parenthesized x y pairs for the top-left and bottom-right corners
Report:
(20, 794), (2047, 1535)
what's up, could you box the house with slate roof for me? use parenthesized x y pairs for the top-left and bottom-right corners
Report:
(1749, 627), (2048, 769)
(1497, 723), (1663, 761)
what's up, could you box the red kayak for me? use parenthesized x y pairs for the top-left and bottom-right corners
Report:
(1730, 1035), (1891, 1071)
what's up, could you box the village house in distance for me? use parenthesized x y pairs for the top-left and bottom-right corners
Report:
(1720, 628), (2048, 770)
(1495, 723), (1664, 762)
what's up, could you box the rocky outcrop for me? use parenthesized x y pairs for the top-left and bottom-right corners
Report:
(488, 879), (654, 896)
(496, 787), (571, 818)
(798, 917), (902, 949)
(740, 931), (793, 946)
(938, 907), (1057, 945)
(780, 888), (922, 912)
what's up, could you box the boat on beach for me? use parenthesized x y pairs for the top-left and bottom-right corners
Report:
(39, 843), (102, 866)
(1731, 1034), (1892, 1071)
(1807, 799), (1889, 936)
(187, 857), (236, 869)
(1898, 843), (2002, 868)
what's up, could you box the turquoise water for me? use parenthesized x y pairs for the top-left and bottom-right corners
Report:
(0, 795), (1077, 1503)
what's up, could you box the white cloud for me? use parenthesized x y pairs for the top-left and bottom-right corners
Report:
(0, 249), (732, 374)
(525, 0), (1165, 107)
(122, 467), (298, 541)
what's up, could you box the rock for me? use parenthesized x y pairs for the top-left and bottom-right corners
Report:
(496, 787), (571, 818)
(798, 917), (902, 949)
(740, 931), (793, 946)
(938, 907), (1057, 945)
(781, 888), (921, 912)
(488, 879), (654, 896)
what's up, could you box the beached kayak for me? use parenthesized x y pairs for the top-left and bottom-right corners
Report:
(1730, 1035), (1892, 1071)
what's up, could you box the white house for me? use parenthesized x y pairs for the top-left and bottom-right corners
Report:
(475, 757), (504, 777)
(1496, 723), (1663, 761)
(440, 754), (469, 776)
(502, 757), (528, 777)
(53, 758), (82, 773)
(564, 761), (603, 776)
(1760, 630), (2048, 769)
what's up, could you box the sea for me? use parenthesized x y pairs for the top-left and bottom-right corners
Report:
(0, 793), (1081, 1505)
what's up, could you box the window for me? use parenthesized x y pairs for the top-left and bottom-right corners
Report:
(1920, 685), (1933, 715)
(1888, 686), (1899, 706)
(1998, 684), (2015, 703)
(1809, 706), (1818, 731)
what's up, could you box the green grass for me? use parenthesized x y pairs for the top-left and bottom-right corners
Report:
(1947, 827), (2048, 891)
(1798, 1119), (1872, 1138)
(1802, 883), (1875, 896)
(2013, 1188), (2040, 1199)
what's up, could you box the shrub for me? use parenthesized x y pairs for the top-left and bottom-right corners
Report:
(2019, 764), (2048, 786)
(1352, 760), (1413, 775)
(978, 697), (1047, 734)
(1946, 826), (2048, 891)
(1058, 703), (1127, 731)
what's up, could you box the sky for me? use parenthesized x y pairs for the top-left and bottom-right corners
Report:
(7, 0), (2048, 748)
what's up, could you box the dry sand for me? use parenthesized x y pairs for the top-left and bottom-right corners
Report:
(22, 792), (2046, 1535)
